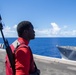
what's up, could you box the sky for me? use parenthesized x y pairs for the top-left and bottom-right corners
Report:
(0, 0), (76, 37)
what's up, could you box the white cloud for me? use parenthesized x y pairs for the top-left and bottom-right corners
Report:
(35, 29), (51, 37)
(13, 25), (17, 29)
(51, 23), (61, 35)
(70, 30), (76, 36)
(2, 25), (17, 37)
(35, 23), (76, 37)
(35, 22), (61, 37)
(4, 26), (11, 32)
(59, 30), (76, 37)
(0, 23), (76, 37)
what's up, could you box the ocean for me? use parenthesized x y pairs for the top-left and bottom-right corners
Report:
(0, 37), (76, 58)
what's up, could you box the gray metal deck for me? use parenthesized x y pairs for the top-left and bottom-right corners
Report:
(0, 50), (76, 75)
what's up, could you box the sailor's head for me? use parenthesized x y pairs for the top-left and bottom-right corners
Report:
(17, 21), (35, 41)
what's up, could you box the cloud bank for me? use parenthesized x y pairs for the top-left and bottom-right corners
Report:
(1, 25), (17, 37)
(0, 23), (76, 37)
(35, 22), (76, 37)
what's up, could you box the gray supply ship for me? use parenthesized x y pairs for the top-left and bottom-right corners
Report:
(56, 45), (76, 61)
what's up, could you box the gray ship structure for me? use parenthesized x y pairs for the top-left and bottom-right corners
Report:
(56, 45), (76, 61)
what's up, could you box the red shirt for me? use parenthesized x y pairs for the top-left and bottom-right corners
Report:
(15, 37), (35, 75)
(5, 37), (35, 75)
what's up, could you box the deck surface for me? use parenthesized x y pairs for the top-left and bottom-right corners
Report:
(0, 49), (76, 75)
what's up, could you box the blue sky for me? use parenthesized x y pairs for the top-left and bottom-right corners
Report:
(0, 0), (76, 37)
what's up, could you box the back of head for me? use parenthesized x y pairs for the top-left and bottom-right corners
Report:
(17, 21), (32, 37)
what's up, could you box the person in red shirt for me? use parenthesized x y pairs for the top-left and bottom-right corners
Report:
(15, 21), (35, 75)
(5, 21), (36, 75)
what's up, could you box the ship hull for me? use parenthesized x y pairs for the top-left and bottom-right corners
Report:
(57, 46), (76, 61)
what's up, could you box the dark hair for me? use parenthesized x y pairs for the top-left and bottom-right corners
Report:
(17, 21), (32, 37)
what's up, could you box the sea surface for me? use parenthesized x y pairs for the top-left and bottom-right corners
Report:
(0, 37), (76, 58)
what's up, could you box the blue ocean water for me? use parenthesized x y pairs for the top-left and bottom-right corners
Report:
(0, 37), (76, 58)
